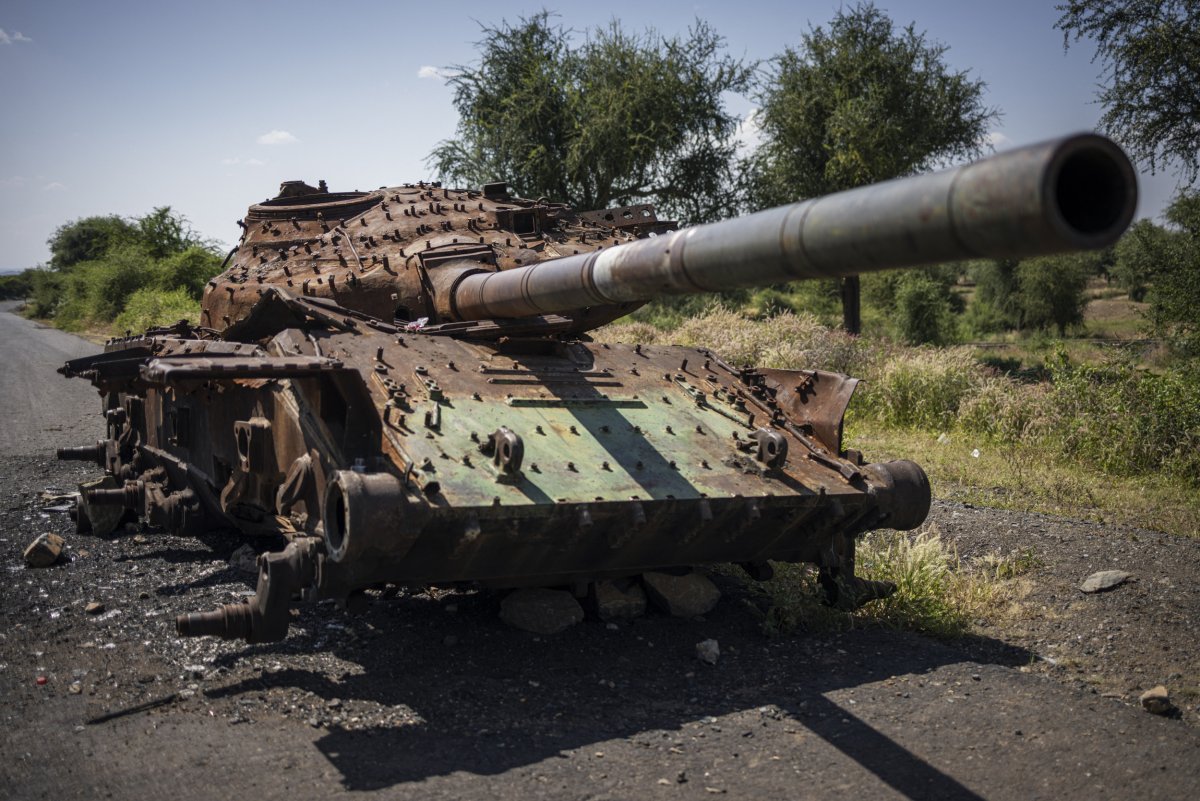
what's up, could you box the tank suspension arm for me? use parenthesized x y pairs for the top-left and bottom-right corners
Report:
(450, 133), (1136, 320)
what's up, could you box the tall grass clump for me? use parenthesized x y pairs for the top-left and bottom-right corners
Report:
(600, 308), (876, 375)
(851, 347), (977, 430)
(854, 527), (991, 637)
(957, 376), (1052, 443)
(747, 525), (1003, 638)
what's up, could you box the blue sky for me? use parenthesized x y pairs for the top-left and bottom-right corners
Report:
(0, 0), (1183, 270)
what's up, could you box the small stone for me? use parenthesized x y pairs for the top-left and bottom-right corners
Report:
(592, 579), (647, 620)
(499, 588), (584, 635)
(69, 682), (82, 694)
(23, 533), (64, 568)
(642, 571), (721, 618)
(1080, 570), (1132, 593)
(229, 544), (259, 574)
(1139, 685), (1178, 716)
(696, 639), (720, 665)
(85, 602), (105, 615)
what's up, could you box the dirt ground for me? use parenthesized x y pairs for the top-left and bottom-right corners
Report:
(2, 304), (1198, 800)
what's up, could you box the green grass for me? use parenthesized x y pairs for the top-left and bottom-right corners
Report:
(846, 424), (1200, 537)
(741, 524), (1030, 638)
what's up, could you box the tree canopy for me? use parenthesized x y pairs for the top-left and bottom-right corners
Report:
(48, 207), (212, 271)
(47, 214), (137, 271)
(744, 2), (997, 208)
(743, 2), (997, 331)
(428, 13), (752, 224)
(31, 206), (224, 329)
(1056, 1), (1200, 185)
(1115, 191), (1200, 359)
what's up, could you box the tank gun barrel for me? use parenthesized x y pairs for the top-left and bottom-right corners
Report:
(450, 133), (1136, 320)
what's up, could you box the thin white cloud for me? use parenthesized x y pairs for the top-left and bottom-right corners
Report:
(0, 175), (27, 188)
(222, 157), (265, 166)
(0, 29), (32, 45)
(42, 182), (65, 191)
(982, 131), (1011, 150)
(417, 65), (458, 79)
(735, 108), (763, 155)
(256, 130), (298, 145)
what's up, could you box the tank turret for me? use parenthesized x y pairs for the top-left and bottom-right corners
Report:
(58, 134), (1135, 643)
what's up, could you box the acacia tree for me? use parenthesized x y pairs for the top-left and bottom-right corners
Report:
(745, 3), (997, 332)
(428, 13), (752, 224)
(1056, 0), (1200, 184)
(47, 215), (137, 271)
(1115, 192), (1200, 358)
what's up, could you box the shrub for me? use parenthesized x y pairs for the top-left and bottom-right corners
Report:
(24, 269), (63, 318)
(114, 288), (199, 333)
(152, 246), (225, 298)
(853, 347), (976, 429)
(894, 272), (958, 345)
(1016, 254), (1089, 335)
(78, 244), (157, 321)
(1046, 356), (1200, 484)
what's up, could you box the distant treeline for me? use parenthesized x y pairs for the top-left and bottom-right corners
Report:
(15, 207), (226, 332)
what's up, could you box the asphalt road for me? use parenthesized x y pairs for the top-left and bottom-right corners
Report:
(1, 303), (1197, 801)
(0, 301), (100, 456)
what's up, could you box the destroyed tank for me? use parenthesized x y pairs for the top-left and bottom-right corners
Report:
(58, 133), (1136, 643)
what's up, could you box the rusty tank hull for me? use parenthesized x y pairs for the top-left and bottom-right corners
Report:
(58, 133), (1136, 643)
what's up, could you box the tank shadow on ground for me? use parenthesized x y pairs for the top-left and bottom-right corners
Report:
(204, 587), (1032, 797)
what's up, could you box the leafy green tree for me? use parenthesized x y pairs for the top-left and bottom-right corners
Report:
(1016, 254), (1091, 336)
(1056, 1), (1200, 183)
(1113, 219), (1170, 300)
(745, 2), (997, 332)
(862, 266), (962, 343)
(429, 13), (752, 223)
(894, 273), (959, 345)
(153, 245), (224, 298)
(0, 269), (34, 299)
(1146, 191), (1200, 358)
(47, 215), (137, 271)
(136, 206), (210, 259)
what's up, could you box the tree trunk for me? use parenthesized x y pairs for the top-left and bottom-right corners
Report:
(841, 276), (862, 335)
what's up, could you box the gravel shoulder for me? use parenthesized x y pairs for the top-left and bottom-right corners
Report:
(2, 305), (1198, 801)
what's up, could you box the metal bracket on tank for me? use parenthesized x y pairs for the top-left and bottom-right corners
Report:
(479, 427), (524, 483)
